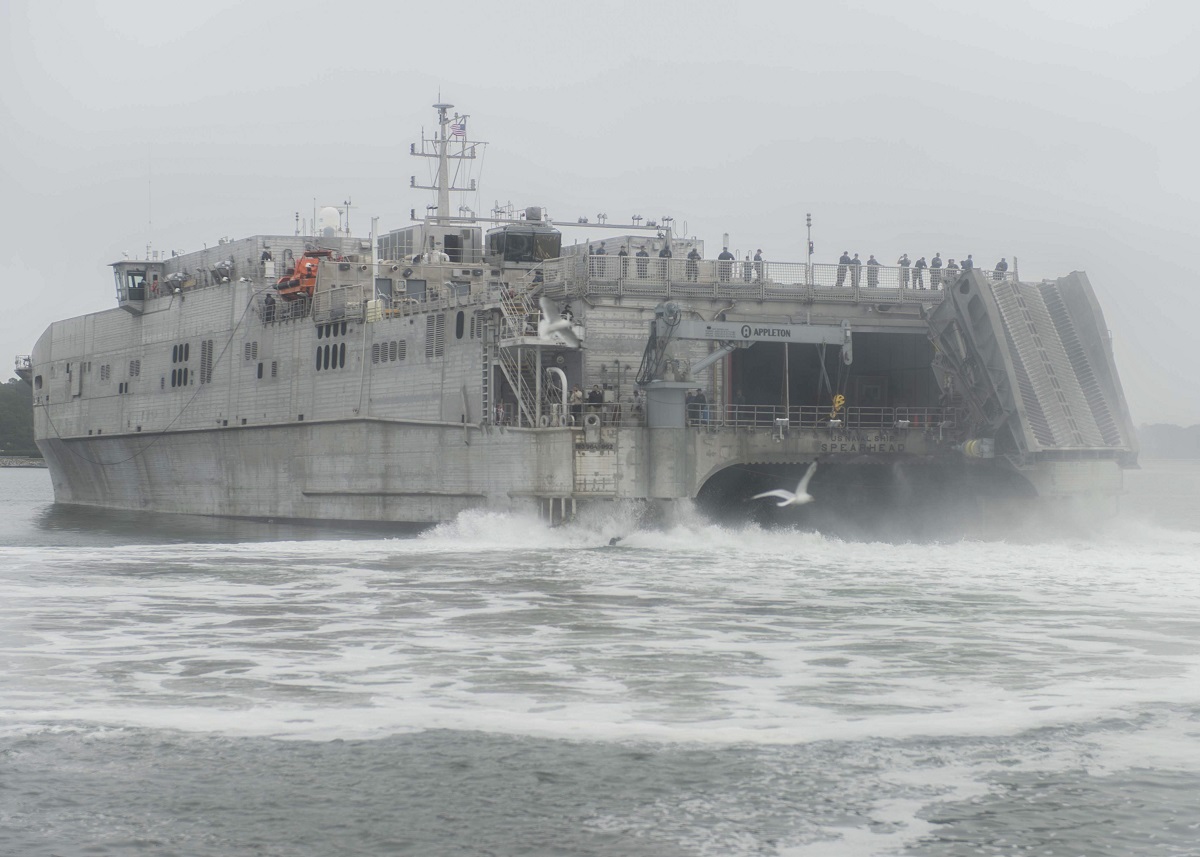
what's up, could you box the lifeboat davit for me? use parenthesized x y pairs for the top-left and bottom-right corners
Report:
(276, 249), (333, 300)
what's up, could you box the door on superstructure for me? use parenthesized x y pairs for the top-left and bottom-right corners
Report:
(444, 234), (462, 263)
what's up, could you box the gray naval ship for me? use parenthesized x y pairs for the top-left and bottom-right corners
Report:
(19, 102), (1138, 535)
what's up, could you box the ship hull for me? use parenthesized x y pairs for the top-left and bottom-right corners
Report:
(38, 419), (575, 524)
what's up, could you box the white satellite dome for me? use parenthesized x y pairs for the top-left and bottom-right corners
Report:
(319, 206), (340, 237)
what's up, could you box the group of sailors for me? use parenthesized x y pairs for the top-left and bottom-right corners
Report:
(589, 242), (767, 282)
(836, 252), (1009, 289)
(585, 240), (1010, 289)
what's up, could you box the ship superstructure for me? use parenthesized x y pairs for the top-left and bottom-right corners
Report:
(20, 103), (1139, 530)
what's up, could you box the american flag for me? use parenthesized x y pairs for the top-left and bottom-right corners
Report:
(450, 122), (465, 138)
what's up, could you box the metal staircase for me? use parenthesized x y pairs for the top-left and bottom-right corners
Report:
(498, 289), (538, 341)
(493, 342), (539, 427)
(492, 287), (577, 427)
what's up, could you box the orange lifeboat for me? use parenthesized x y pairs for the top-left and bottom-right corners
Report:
(276, 249), (333, 300)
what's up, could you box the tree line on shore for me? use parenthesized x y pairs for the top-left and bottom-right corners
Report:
(1137, 423), (1200, 460)
(0, 378), (37, 456)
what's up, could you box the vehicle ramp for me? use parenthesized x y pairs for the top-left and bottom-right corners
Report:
(927, 270), (1137, 464)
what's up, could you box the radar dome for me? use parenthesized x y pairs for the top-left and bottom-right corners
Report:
(319, 206), (340, 237)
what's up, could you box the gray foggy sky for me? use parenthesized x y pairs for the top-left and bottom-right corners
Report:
(3, 0), (1198, 424)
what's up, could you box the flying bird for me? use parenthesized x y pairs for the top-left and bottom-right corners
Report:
(538, 296), (580, 348)
(752, 461), (818, 507)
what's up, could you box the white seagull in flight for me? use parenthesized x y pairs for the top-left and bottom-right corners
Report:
(538, 296), (580, 348)
(752, 461), (818, 507)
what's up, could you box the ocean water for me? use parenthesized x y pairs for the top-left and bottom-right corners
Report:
(2, 463), (1199, 856)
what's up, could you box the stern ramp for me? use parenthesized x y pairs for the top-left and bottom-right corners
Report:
(927, 270), (1137, 465)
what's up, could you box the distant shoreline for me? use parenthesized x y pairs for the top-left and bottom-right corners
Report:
(0, 457), (46, 468)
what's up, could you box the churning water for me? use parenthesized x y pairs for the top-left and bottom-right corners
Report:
(2, 464), (1199, 856)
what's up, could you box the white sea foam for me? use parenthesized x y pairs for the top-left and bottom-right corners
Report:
(4, 504), (1200, 769)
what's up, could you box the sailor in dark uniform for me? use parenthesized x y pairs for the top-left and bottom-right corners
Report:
(866, 254), (880, 287)
(993, 257), (1008, 280)
(836, 251), (851, 287)
(930, 253), (943, 290)
(913, 256), (927, 289)
(717, 247), (735, 282)
(636, 246), (649, 278)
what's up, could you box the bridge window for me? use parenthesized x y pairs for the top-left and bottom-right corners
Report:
(534, 233), (561, 260)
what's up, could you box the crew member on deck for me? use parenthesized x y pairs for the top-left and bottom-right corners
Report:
(898, 253), (911, 287)
(993, 257), (1008, 280)
(636, 246), (649, 277)
(837, 251), (851, 287)
(866, 254), (880, 287)
(717, 247), (735, 282)
(569, 385), (584, 423)
(913, 256), (927, 289)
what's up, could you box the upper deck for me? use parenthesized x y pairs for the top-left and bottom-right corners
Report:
(542, 256), (1013, 304)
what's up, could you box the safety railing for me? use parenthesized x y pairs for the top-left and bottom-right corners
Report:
(685, 404), (951, 430)
(569, 398), (646, 428)
(497, 288), (539, 340)
(368, 283), (493, 320)
(541, 256), (1014, 302)
(312, 284), (368, 323)
(259, 295), (311, 323)
(493, 345), (538, 428)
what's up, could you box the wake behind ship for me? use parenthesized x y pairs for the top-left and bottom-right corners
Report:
(18, 103), (1139, 533)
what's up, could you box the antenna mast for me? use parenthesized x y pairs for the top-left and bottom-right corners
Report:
(411, 101), (485, 223)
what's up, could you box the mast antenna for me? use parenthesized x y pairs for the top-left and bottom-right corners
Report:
(411, 99), (486, 223)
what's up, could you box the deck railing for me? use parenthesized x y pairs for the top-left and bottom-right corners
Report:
(542, 256), (1013, 302)
(686, 404), (951, 430)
